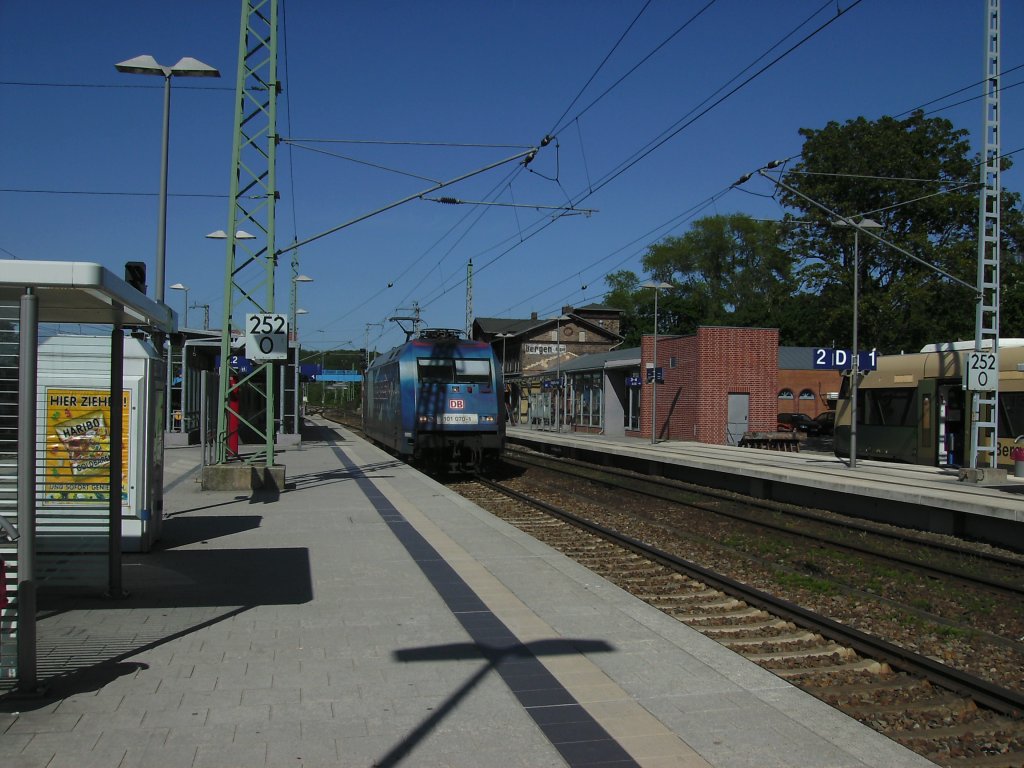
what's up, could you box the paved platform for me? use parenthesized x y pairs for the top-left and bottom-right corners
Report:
(507, 426), (1024, 550)
(0, 418), (933, 767)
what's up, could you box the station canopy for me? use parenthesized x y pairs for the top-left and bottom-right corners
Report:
(0, 260), (175, 329)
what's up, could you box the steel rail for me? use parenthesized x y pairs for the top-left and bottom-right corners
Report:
(476, 475), (1024, 719)
(504, 449), (1024, 595)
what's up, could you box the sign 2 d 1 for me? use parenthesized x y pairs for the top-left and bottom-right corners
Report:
(813, 348), (878, 372)
(245, 314), (289, 360)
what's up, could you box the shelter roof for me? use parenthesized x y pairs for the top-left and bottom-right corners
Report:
(0, 260), (175, 329)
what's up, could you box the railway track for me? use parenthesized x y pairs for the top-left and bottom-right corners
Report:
(503, 447), (1024, 597)
(448, 473), (1024, 767)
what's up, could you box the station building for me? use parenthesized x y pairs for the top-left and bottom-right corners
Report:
(475, 306), (840, 445)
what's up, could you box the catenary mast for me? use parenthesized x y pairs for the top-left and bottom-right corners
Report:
(213, 0), (280, 470)
(969, 0), (1001, 471)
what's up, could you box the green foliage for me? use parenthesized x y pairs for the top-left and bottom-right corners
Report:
(642, 214), (796, 328)
(780, 110), (1024, 352)
(602, 110), (1024, 352)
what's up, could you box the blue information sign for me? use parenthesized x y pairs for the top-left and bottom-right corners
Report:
(813, 348), (877, 371)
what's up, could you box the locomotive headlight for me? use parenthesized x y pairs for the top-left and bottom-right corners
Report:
(481, 415), (496, 423)
(418, 415), (432, 424)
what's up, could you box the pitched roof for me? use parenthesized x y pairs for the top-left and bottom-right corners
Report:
(474, 314), (622, 341)
(524, 346), (641, 376)
(474, 317), (548, 336)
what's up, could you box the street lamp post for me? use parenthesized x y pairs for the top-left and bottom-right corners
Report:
(169, 283), (189, 327)
(495, 332), (515, 424)
(191, 302), (210, 330)
(553, 315), (569, 432)
(364, 323), (383, 370)
(116, 55), (220, 305)
(205, 229), (256, 327)
(494, 333), (514, 376)
(291, 275), (313, 435)
(641, 280), (672, 444)
(833, 218), (882, 469)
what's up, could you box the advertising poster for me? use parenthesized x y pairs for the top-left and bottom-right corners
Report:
(43, 388), (131, 505)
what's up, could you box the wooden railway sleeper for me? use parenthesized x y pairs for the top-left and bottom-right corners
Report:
(700, 618), (796, 637)
(841, 693), (975, 718)
(745, 643), (858, 663)
(720, 630), (820, 649)
(679, 610), (774, 622)
(774, 659), (892, 679)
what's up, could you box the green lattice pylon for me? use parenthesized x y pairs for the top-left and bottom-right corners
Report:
(215, 0), (280, 466)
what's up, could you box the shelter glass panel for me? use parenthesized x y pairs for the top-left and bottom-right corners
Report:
(627, 373), (640, 431)
(570, 372), (603, 428)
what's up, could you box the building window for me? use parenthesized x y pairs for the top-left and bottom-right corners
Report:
(799, 389), (815, 401)
(669, 356), (678, 368)
(778, 389), (794, 400)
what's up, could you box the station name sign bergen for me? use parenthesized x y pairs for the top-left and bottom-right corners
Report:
(813, 348), (878, 371)
(245, 313), (289, 361)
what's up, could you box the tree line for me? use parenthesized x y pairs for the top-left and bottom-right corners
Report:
(604, 111), (1024, 353)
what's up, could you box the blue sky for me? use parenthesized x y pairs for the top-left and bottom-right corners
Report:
(2, 1), (1022, 357)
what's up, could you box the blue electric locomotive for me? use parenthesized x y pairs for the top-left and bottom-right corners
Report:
(363, 329), (505, 472)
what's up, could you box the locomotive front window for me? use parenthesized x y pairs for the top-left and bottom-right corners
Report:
(418, 359), (454, 383)
(418, 358), (491, 384)
(454, 359), (490, 384)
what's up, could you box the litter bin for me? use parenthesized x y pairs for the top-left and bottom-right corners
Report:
(1013, 443), (1024, 478)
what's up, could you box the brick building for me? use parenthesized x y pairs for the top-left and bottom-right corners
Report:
(638, 327), (781, 444)
(473, 305), (625, 422)
(777, 347), (842, 417)
(505, 325), (841, 445)
(476, 308), (841, 444)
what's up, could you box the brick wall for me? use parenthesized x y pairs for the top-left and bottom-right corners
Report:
(640, 327), (780, 443)
(777, 370), (841, 417)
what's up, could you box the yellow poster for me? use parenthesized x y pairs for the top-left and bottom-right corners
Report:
(43, 388), (131, 504)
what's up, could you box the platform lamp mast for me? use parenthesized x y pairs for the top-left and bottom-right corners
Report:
(214, 0), (280, 469)
(641, 281), (671, 444)
(364, 322), (383, 370)
(466, 259), (473, 337)
(291, 267), (313, 435)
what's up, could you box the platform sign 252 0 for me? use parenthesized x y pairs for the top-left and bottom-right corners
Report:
(245, 313), (289, 360)
(965, 351), (998, 391)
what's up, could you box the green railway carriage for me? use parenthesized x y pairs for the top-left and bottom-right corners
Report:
(834, 342), (1024, 469)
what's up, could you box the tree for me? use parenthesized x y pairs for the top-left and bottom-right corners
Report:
(778, 110), (1024, 352)
(640, 213), (797, 331)
(604, 111), (1024, 351)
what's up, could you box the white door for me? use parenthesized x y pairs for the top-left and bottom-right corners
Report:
(726, 393), (749, 445)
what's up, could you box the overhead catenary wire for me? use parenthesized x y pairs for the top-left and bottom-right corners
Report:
(403, 2), (858, 320)
(551, 0), (720, 137)
(285, 142), (443, 184)
(496, 190), (729, 316)
(546, 0), (656, 137)
(580, 0), (862, 200)
(282, 138), (535, 149)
